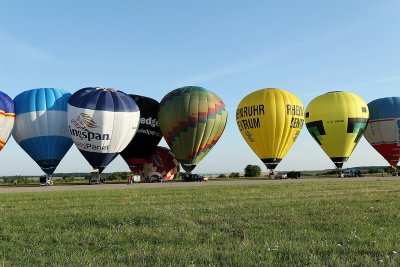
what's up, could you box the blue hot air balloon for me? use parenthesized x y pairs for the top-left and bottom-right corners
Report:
(12, 88), (73, 175)
(67, 87), (140, 174)
(0, 91), (15, 152)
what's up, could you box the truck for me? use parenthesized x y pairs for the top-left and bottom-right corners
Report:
(287, 171), (301, 179)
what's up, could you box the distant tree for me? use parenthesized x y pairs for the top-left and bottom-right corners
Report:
(368, 168), (380, 174)
(229, 172), (240, 178)
(324, 170), (338, 175)
(218, 174), (226, 178)
(244, 165), (261, 177)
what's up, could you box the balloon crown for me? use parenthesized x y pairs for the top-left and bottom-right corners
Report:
(95, 87), (117, 92)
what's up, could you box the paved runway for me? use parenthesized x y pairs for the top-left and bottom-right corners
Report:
(0, 176), (398, 194)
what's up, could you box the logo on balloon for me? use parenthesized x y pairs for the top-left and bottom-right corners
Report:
(69, 113), (111, 142)
(71, 113), (98, 131)
(245, 130), (255, 142)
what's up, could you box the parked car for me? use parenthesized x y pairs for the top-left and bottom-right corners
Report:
(182, 173), (205, 182)
(148, 174), (164, 183)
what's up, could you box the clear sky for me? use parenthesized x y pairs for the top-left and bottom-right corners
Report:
(0, 0), (399, 176)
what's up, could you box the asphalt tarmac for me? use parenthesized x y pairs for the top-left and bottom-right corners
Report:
(0, 176), (398, 194)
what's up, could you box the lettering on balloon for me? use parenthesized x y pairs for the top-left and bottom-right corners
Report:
(236, 105), (264, 131)
(236, 105), (265, 119)
(74, 142), (110, 151)
(140, 117), (159, 127)
(68, 127), (110, 141)
(286, 104), (304, 116)
(327, 119), (344, 124)
(287, 105), (304, 129)
(137, 128), (162, 137)
(290, 117), (304, 129)
(237, 118), (261, 131)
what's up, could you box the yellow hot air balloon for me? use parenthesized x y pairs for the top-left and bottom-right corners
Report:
(236, 88), (304, 171)
(305, 91), (369, 169)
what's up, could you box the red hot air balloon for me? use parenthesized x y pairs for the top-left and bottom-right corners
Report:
(141, 146), (180, 182)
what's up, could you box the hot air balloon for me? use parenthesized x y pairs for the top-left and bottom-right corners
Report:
(0, 91), (15, 151)
(120, 95), (162, 174)
(236, 88), (304, 172)
(158, 86), (228, 173)
(12, 88), (73, 176)
(305, 91), (369, 170)
(364, 97), (400, 169)
(141, 146), (180, 181)
(67, 87), (140, 178)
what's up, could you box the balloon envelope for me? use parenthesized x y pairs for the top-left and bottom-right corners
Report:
(67, 87), (140, 173)
(12, 88), (73, 175)
(141, 146), (180, 181)
(158, 86), (228, 172)
(0, 91), (15, 151)
(236, 88), (304, 170)
(305, 91), (369, 169)
(364, 97), (400, 168)
(120, 95), (162, 173)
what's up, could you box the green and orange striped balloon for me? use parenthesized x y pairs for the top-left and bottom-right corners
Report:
(158, 86), (228, 172)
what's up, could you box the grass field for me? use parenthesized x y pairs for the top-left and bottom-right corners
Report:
(1, 180), (400, 266)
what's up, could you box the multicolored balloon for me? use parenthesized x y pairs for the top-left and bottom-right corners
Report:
(159, 86), (228, 172)
(141, 146), (180, 181)
(12, 88), (73, 175)
(305, 91), (369, 169)
(364, 97), (400, 168)
(67, 87), (140, 173)
(0, 91), (15, 151)
(236, 88), (304, 171)
(120, 95), (162, 174)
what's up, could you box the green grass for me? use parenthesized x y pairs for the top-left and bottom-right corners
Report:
(1, 181), (400, 266)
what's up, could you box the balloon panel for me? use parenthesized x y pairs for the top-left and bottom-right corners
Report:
(236, 88), (304, 170)
(305, 91), (369, 168)
(12, 88), (72, 175)
(68, 87), (140, 173)
(159, 86), (227, 172)
(0, 91), (15, 151)
(364, 97), (400, 167)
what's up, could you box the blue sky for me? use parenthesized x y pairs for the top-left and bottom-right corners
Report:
(0, 0), (399, 175)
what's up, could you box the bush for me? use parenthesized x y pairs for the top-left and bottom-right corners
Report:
(218, 174), (226, 178)
(244, 165), (261, 177)
(63, 176), (75, 182)
(107, 172), (130, 181)
(229, 172), (240, 178)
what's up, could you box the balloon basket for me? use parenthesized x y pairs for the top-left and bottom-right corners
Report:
(39, 175), (53, 186)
